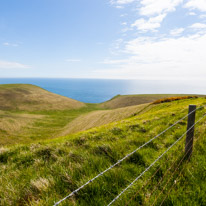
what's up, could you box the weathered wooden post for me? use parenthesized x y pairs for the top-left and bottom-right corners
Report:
(185, 105), (196, 159)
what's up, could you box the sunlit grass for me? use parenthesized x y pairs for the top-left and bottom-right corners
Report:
(0, 98), (206, 205)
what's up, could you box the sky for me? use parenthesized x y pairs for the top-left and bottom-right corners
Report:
(0, 0), (206, 80)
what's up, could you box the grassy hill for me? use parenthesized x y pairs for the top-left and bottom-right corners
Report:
(0, 84), (85, 111)
(100, 94), (205, 109)
(0, 84), (94, 145)
(60, 103), (150, 136)
(0, 97), (206, 205)
(1, 84), (205, 146)
(0, 105), (101, 146)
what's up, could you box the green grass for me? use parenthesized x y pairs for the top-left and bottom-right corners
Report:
(0, 103), (100, 146)
(0, 98), (206, 205)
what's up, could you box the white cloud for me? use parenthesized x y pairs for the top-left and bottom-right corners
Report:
(112, 0), (183, 16)
(189, 23), (206, 29)
(97, 32), (206, 80)
(131, 14), (166, 32)
(110, 0), (136, 8)
(121, 22), (127, 25)
(120, 13), (128, 17)
(113, 38), (124, 49)
(115, 5), (124, 9)
(100, 59), (128, 64)
(130, 0), (183, 33)
(188, 11), (196, 16)
(0, 60), (30, 69)
(200, 14), (206, 18)
(170, 28), (184, 36)
(107, 0), (206, 80)
(65, 59), (81, 62)
(110, 0), (135, 5)
(3, 42), (19, 47)
(139, 0), (183, 16)
(184, 0), (206, 12)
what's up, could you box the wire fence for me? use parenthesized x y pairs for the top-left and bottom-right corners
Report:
(141, 134), (194, 205)
(151, 138), (195, 206)
(107, 113), (206, 206)
(54, 105), (206, 206)
(124, 122), (204, 206)
(153, 130), (202, 206)
(123, 133), (193, 206)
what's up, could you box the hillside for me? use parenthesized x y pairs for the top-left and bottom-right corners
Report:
(100, 94), (205, 109)
(0, 86), (204, 146)
(0, 84), (85, 111)
(0, 84), (90, 145)
(0, 106), (100, 146)
(0, 97), (206, 205)
(60, 103), (150, 136)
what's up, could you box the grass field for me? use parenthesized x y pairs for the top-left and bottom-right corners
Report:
(0, 84), (98, 145)
(2, 84), (200, 146)
(0, 97), (206, 205)
(0, 104), (102, 146)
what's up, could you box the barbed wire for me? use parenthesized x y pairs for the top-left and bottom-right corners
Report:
(159, 132), (202, 206)
(124, 131), (187, 206)
(124, 165), (162, 206)
(147, 133), (194, 202)
(53, 105), (204, 206)
(152, 131), (202, 206)
(107, 113), (206, 206)
(151, 141), (194, 206)
(125, 117), (204, 206)
(159, 155), (190, 206)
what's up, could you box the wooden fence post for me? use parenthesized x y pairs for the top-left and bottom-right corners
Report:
(185, 105), (196, 159)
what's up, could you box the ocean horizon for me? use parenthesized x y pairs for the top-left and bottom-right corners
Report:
(0, 78), (205, 103)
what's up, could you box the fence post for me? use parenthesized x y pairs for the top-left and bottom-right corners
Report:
(185, 105), (196, 159)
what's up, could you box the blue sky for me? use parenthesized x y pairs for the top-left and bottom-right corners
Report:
(0, 0), (206, 79)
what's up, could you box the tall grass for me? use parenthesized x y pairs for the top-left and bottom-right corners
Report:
(0, 98), (206, 205)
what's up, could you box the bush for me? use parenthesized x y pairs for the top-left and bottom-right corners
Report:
(152, 96), (198, 104)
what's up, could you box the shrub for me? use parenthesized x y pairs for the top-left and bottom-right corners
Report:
(152, 96), (198, 104)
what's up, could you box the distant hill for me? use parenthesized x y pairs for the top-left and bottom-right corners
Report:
(100, 94), (206, 109)
(0, 84), (85, 111)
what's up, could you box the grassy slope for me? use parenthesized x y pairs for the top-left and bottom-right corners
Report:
(0, 84), (85, 111)
(60, 103), (150, 136)
(1, 85), (180, 146)
(0, 84), (98, 146)
(0, 105), (101, 146)
(0, 98), (206, 205)
(0, 85), (205, 147)
(100, 94), (205, 109)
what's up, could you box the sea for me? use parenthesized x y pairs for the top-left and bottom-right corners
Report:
(0, 78), (205, 103)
